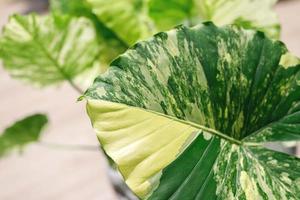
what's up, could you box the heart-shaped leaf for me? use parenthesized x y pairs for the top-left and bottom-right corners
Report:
(85, 23), (300, 199)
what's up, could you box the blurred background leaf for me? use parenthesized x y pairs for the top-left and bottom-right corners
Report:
(0, 114), (48, 157)
(50, 0), (128, 65)
(148, 0), (195, 29)
(86, 0), (157, 46)
(196, 0), (280, 39)
(149, 0), (280, 39)
(0, 14), (99, 92)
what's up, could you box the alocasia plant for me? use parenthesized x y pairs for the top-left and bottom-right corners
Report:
(0, 0), (280, 91)
(0, 0), (281, 152)
(0, 0), (296, 199)
(52, 0), (280, 54)
(84, 23), (300, 199)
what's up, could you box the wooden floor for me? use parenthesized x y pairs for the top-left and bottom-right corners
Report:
(0, 1), (299, 200)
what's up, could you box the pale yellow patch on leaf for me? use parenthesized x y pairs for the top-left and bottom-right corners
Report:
(240, 171), (261, 200)
(279, 52), (300, 68)
(87, 100), (201, 198)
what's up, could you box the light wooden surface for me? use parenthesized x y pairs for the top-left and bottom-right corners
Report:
(0, 1), (299, 200)
(0, 1), (118, 200)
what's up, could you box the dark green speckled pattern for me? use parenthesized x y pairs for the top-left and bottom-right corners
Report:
(86, 23), (300, 142)
(85, 23), (300, 199)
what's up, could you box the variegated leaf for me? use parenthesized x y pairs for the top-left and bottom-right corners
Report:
(0, 14), (99, 87)
(87, 0), (280, 49)
(50, 0), (128, 65)
(85, 24), (300, 199)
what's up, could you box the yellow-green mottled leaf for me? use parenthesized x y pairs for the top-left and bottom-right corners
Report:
(50, 0), (128, 66)
(85, 24), (300, 199)
(87, 0), (280, 48)
(0, 14), (99, 87)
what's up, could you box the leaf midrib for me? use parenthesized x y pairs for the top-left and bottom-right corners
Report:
(86, 99), (263, 146)
(15, 15), (83, 93)
(145, 108), (244, 145)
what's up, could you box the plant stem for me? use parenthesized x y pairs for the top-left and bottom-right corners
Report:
(38, 141), (100, 151)
(67, 78), (84, 94)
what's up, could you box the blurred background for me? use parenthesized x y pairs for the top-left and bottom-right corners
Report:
(0, 0), (299, 200)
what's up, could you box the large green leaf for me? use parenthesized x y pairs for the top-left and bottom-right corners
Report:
(149, 0), (280, 39)
(85, 23), (300, 199)
(0, 114), (48, 157)
(50, 0), (128, 65)
(0, 14), (99, 87)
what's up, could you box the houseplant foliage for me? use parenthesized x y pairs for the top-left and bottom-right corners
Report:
(0, 0), (300, 199)
(0, 0), (280, 160)
(149, 0), (280, 39)
(0, 14), (99, 91)
(53, 0), (280, 47)
(0, 0), (280, 91)
(0, 114), (47, 157)
(47, 0), (281, 91)
(85, 23), (300, 199)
